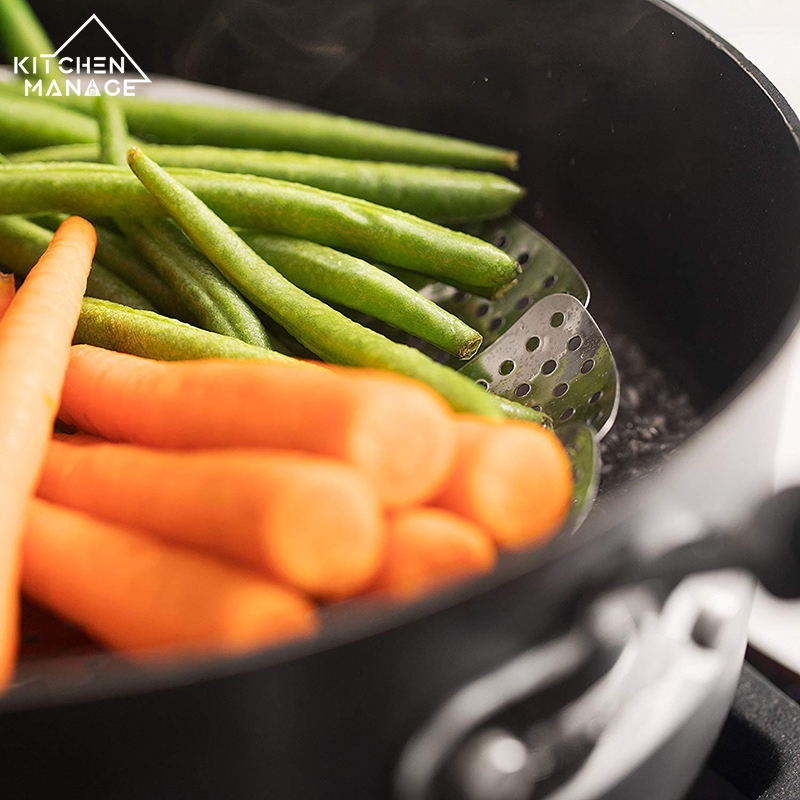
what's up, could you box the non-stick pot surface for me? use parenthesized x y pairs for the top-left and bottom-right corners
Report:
(2, 1), (800, 799)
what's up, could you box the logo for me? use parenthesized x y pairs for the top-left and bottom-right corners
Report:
(14, 14), (150, 97)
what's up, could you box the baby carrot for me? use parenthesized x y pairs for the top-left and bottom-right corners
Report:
(59, 346), (457, 507)
(125, 148), (505, 416)
(75, 298), (289, 363)
(23, 499), (318, 656)
(434, 417), (574, 549)
(372, 508), (496, 599)
(0, 274), (14, 318)
(0, 215), (96, 685)
(40, 435), (386, 599)
(0, 163), (520, 291)
(76, 298), (545, 427)
(95, 94), (269, 346)
(10, 143), (525, 223)
(0, 215), (155, 310)
(239, 231), (481, 359)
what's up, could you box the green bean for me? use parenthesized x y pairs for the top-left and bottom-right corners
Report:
(10, 144), (104, 161)
(239, 231), (481, 359)
(16, 89), (517, 170)
(0, 77), (517, 169)
(0, 94), (97, 150)
(94, 94), (270, 347)
(81, 264), (155, 313)
(375, 264), (513, 301)
(127, 147), (504, 417)
(495, 397), (552, 428)
(123, 218), (271, 347)
(32, 212), (185, 318)
(376, 263), (433, 293)
(0, 163), (520, 290)
(95, 93), (137, 166)
(0, 215), (155, 310)
(82, 225), (185, 318)
(10, 142), (525, 223)
(76, 298), (289, 363)
(0, 0), (54, 67)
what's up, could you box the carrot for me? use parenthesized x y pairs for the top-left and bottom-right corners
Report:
(0, 273), (14, 318)
(39, 434), (386, 599)
(372, 507), (496, 599)
(59, 345), (457, 507)
(0, 216), (95, 686)
(434, 417), (573, 549)
(22, 499), (318, 656)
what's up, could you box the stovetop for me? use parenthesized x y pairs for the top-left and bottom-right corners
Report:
(684, 651), (800, 800)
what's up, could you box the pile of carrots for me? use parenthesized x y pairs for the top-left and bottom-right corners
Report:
(0, 217), (572, 688)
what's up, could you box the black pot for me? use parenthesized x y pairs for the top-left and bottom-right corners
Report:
(3, 1), (800, 798)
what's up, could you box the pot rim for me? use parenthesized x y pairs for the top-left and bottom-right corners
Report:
(4, 0), (800, 713)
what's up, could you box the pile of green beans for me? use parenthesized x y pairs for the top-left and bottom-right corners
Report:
(0, 163), (520, 292)
(0, 0), (555, 426)
(128, 147), (504, 418)
(9, 143), (525, 223)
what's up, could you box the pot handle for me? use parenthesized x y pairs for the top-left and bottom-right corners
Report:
(394, 608), (632, 800)
(616, 486), (800, 600)
(394, 487), (800, 800)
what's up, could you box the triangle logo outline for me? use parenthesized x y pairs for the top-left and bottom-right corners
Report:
(43, 13), (151, 84)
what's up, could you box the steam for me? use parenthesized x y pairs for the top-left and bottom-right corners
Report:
(175, 0), (376, 100)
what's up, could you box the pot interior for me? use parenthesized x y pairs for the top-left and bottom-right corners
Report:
(9, 0), (800, 695)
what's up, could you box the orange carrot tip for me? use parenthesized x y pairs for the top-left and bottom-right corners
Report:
(0, 216), (96, 688)
(59, 346), (456, 507)
(23, 500), (318, 657)
(434, 416), (573, 550)
(40, 434), (386, 600)
(371, 507), (496, 599)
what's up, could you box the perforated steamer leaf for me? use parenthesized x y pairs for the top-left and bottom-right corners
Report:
(424, 216), (589, 348)
(461, 293), (618, 439)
